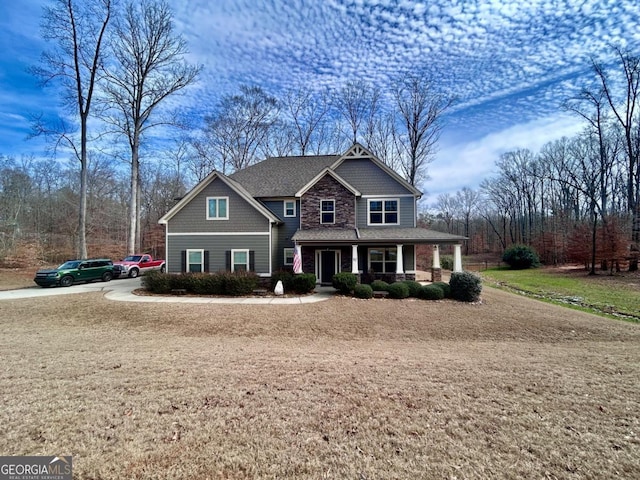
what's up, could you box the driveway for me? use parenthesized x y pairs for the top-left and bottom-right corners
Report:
(0, 277), (142, 301)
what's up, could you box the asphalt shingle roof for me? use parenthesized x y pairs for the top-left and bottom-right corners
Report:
(229, 155), (339, 197)
(292, 227), (466, 243)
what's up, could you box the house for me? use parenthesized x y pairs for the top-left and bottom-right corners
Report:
(158, 143), (466, 284)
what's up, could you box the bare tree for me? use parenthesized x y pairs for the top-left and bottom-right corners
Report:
(593, 46), (640, 268)
(334, 80), (381, 144)
(102, 0), (200, 254)
(456, 187), (481, 254)
(282, 87), (330, 155)
(393, 73), (454, 186)
(204, 85), (279, 173)
(32, 0), (113, 258)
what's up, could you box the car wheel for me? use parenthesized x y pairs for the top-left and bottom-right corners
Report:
(102, 271), (113, 282)
(160, 265), (166, 273)
(60, 276), (74, 287)
(129, 268), (139, 278)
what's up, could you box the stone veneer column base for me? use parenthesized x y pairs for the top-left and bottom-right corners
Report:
(431, 268), (442, 282)
(394, 273), (406, 282)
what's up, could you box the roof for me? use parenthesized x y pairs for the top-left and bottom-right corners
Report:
(292, 227), (466, 244)
(229, 155), (339, 197)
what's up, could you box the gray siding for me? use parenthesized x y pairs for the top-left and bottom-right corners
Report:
(263, 199), (299, 271)
(356, 196), (415, 228)
(168, 178), (270, 234)
(166, 234), (271, 274)
(334, 158), (415, 196)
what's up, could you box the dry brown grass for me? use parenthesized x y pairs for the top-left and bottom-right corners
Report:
(1, 287), (639, 479)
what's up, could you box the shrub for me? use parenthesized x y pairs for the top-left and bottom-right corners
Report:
(449, 271), (482, 302)
(440, 255), (454, 270)
(142, 271), (172, 294)
(219, 270), (259, 296)
(188, 273), (224, 295)
(332, 272), (358, 294)
(353, 283), (373, 299)
(502, 244), (540, 269)
(432, 281), (451, 298)
(370, 279), (389, 291)
(291, 273), (317, 294)
(402, 280), (422, 298)
(386, 281), (410, 299)
(271, 270), (294, 291)
(418, 284), (445, 300)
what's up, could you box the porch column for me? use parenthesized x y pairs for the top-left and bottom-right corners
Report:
(351, 244), (359, 274)
(432, 245), (441, 269)
(431, 244), (442, 282)
(396, 244), (404, 274)
(453, 244), (463, 272)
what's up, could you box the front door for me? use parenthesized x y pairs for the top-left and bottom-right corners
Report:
(317, 250), (340, 285)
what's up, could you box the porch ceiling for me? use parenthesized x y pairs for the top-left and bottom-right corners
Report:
(292, 227), (467, 244)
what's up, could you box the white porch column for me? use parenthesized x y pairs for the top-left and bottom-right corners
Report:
(396, 244), (404, 274)
(351, 244), (359, 274)
(432, 245), (441, 269)
(453, 244), (463, 272)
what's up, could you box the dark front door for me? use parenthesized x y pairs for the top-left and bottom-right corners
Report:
(320, 250), (337, 284)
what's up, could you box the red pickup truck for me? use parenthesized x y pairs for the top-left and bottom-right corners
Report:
(113, 254), (166, 278)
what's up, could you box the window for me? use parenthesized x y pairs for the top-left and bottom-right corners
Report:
(284, 248), (294, 265)
(232, 249), (249, 271)
(207, 197), (228, 220)
(284, 200), (296, 217)
(187, 249), (204, 273)
(368, 199), (399, 225)
(368, 247), (397, 273)
(320, 199), (335, 224)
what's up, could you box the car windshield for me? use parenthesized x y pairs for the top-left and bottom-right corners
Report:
(123, 255), (142, 262)
(58, 261), (81, 269)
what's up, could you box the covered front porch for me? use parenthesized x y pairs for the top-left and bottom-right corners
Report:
(292, 228), (466, 285)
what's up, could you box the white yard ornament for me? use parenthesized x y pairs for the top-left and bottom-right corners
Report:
(274, 280), (284, 296)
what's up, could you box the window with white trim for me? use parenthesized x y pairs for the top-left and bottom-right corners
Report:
(187, 249), (204, 273)
(284, 248), (294, 265)
(284, 200), (296, 217)
(232, 249), (249, 271)
(320, 199), (335, 224)
(368, 247), (397, 273)
(368, 199), (399, 225)
(207, 196), (228, 220)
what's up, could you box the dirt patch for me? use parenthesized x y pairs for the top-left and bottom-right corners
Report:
(1, 287), (639, 479)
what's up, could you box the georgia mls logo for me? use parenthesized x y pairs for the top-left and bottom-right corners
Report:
(0, 456), (72, 480)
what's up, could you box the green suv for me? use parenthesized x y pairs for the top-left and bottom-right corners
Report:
(34, 259), (114, 287)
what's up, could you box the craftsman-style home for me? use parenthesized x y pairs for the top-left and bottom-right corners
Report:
(158, 143), (466, 283)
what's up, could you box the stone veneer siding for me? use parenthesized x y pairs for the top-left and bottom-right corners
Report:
(300, 175), (355, 229)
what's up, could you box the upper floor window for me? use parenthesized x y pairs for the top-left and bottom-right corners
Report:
(284, 200), (296, 217)
(368, 199), (398, 225)
(207, 197), (228, 220)
(320, 200), (335, 224)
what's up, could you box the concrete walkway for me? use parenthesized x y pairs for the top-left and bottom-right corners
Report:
(0, 277), (335, 304)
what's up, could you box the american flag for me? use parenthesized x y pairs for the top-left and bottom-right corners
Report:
(293, 245), (303, 274)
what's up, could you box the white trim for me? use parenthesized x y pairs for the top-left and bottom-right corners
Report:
(167, 232), (269, 236)
(361, 194), (415, 198)
(231, 249), (250, 272)
(295, 168), (361, 197)
(186, 249), (205, 273)
(320, 199), (335, 225)
(367, 198), (400, 226)
(206, 196), (229, 220)
(284, 200), (296, 218)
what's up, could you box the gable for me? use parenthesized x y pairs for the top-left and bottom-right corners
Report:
(334, 157), (416, 196)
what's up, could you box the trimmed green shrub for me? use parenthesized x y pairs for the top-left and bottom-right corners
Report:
(332, 272), (358, 294)
(440, 255), (454, 270)
(418, 284), (445, 300)
(402, 280), (423, 298)
(449, 271), (482, 302)
(353, 283), (373, 299)
(502, 244), (540, 269)
(370, 279), (389, 291)
(291, 273), (317, 294)
(188, 273), (224, 295)
(432, 281), (451, 298)
(271, 270), (294, 291)
(386, 281), (410, 299)
(221, 270), (258, 295)
(142, 271), (172, 294)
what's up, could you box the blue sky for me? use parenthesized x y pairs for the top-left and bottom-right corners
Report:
(1, 0), (640, 204)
